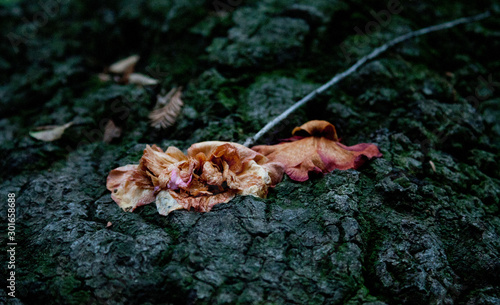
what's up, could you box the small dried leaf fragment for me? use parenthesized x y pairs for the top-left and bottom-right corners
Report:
(29, 122), (73, 142)
(100, 55), (159, 86)
(149, 87), (184, 129)
(109, 55), (140, 74)
(98, 73), (111, 82)
(429, 160), (436, 173)
(127, 73), (159, 86)
(103, 120), (122, 143)
(252, 120), (382, 181)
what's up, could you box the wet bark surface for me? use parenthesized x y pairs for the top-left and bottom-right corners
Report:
(1, 1), (499, 304)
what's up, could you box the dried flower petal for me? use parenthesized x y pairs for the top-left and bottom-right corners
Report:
(160, 141), (283, 213)
(139, 145), (190, 190)
(29, 122), (73, 142)
(252, 120), (382, 181)
(156, 190), (184, 216)
(106, 165), (155, 212)
(106, 141), (284, 216)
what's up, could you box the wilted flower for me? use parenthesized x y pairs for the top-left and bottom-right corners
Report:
(106, 142), (283, 215)
(252, 120), (382, 181)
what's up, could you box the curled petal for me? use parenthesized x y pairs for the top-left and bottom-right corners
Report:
(323, 142), (383, 171)
(262, 161), (286, 186)
(168, 190), (237, 213)
(200, 161), (224, 186)
(292, 120), (338, 141)
(156, 190), (184, 216)
(167, 166), (192, 190)
(140, 145), (188, 189)
(106, 165), (155, 212)
(188, 141), (283, 196)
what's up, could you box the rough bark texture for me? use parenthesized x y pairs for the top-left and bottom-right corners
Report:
(1, 0), (499, 304)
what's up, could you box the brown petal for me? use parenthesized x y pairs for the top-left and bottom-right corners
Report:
(139, 145), (188, 186)
(252, 121), (382, 181)
(200, 161), (224, 186)
(168, 190), (237, 213)
(140, 145), (187, 177)
(106, 165), (155, 212)
(262, 161), (285, 186)
(253, 137), (324, 182)
(156, 190), (184, 216)
(329, 142), (383, 169)
(292, 120), (338, 141)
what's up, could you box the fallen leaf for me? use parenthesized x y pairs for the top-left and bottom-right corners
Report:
(102, 120), (122, 143)
(149, 87), (184, 129)
(109, 55), (140, 74)
(97, 73), (111, 82)
(252, 120), (382, 181)
(429, 160), (436, 173)
(101, 55), (160, 86)
(106, 222), (112, 228)
(127, 73), (159, 86)
(29, 122), (73, 142)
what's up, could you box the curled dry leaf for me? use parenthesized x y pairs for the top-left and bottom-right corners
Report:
(97, 73), (111, 82)
(127, 73), (159, 86)
(100, 55), (159, 86)
(106, 142), (284, 216)
(252, 120), (382, 181)
(29, 122), (73, 142)
(429, 160), (436, 173)
(149, 87), (184, 129)
(109, 55), (140, 74)
(102, 120), (122, 143)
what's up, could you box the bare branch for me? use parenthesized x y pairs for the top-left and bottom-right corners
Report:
(243, 11), (491, 147)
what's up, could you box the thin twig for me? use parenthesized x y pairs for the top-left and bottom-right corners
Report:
(243, 11), (491, 147)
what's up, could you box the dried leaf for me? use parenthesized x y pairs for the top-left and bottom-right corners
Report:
(252, 120), (382, 181)
(429, 160), (436, 173)
(127, 73), (158, 86)
(29, 122), (73, 142)
(102, 120), (122, 143)
(98, 73), (111, 82)
(109, 55), (140, 74)
(149, 87), (184, 129)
